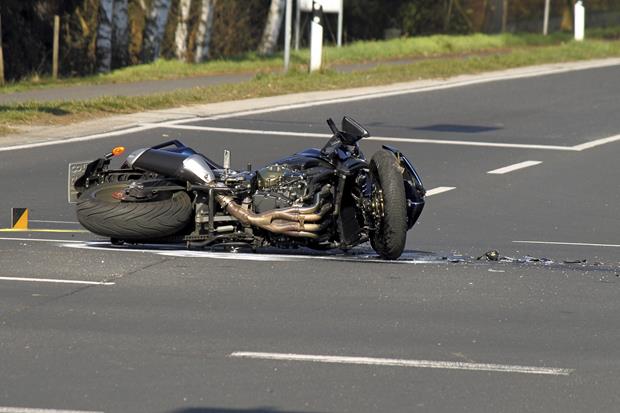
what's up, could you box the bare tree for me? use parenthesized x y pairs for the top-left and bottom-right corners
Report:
(195, 0), (217, 63)
(112, 0), (129, 68)
(259, 0), (285, 56)
(175, 0), (193, 60)
(142, 0), (173, 63)
(96, 0), (114, 73)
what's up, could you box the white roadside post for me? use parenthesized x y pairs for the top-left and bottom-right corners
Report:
(543, 0), (551, 35)
(309, 1), (323, 72)
(284, 0), (293, 72)
(574, 0), (585, 41)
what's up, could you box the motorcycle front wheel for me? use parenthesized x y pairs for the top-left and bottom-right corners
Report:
(76, 181), (192, 241)
(369, 150), (407, 260)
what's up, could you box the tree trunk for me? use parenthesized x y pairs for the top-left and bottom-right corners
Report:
(258, 0), (285, 56)
(96, 0), (114, 73)
(142, 0), (173, 63)
(112, 0), (129, 68)
(195, 0), (217, 63)
(560, 0), (573, 31)
(174, 0), (192, 61)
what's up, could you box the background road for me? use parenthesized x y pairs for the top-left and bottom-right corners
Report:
(0, 65), (619, 413)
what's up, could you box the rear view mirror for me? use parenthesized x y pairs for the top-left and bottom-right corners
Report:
(341, 116), (370, 142)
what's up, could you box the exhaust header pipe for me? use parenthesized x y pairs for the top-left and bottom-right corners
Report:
(127, 148), (215, 184)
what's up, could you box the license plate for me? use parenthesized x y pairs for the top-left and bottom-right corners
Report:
(67, 161), (92, 203)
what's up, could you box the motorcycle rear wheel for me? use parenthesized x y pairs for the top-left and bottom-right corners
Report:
(369, 150), (407, 260)
(76, 181), (192, 241)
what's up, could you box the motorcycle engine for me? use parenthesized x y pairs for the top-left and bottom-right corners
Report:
(253, 164), (308, 213)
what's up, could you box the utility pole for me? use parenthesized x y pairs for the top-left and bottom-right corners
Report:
(543, 0), (551, 35)
(0, 13), (5, 86)
(53, 15), (60, 79)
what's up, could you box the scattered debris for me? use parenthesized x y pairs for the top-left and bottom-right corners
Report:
(477, 250), (500, 261)
(563, 259), (587, 264)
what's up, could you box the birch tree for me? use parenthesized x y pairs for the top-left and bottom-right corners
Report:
(194, 0), (217, 63)
(259, 0), (285, 56)
(142, 0), (173, 63)
(96, 0), (114, 73)
(112, 0), (129, 68)
(174, 0), (192, 60)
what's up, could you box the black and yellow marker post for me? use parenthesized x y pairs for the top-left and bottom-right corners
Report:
(11, 208), (28, 230)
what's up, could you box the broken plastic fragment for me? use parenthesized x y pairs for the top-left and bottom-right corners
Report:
(563, 259), (587, 264)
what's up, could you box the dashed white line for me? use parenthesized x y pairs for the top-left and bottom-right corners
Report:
(425, 186), (456, 197)
(572, 133), (620, 151)
(513, 240), (620, 248)
(487, 160), (542, 174)
(229, 352), (573, 376)
(0, 408), (103, 413)
(0, 276), (114, 286)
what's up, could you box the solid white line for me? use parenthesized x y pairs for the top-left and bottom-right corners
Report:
(425, 187), (456, 197)
(487, 160), (542, 174)
(229, 352), (573, 376)
(0, 237), (83, 243)
(152, 124), (577, 151)
(29, 220), (80, 224)
(513, 240), (620, 248)
(0, 276), (115, 286)
(0, 124), (157, 153)
(572, 134), (620, 151)
(0, 408), (103, 413)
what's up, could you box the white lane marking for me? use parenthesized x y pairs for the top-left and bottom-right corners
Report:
(0, 124), (157, 153)
(29, 220), (80, 224)
(229, 352), (573, 376)
(514, 240), (620, 248)
(151, 124), (578, 151)
(0, 408), (103, 413)
(0, 229), (89, 233)
(0, 276), (115, 286)
(425, 187), (456, 197)
(0, 237), (83, 243)
(572, 133), (620, 151)
(165, 58), (620, 126)
(60, 242), (447, 264)
(487, 160), (542, 174)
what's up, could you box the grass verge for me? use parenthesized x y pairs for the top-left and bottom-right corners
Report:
(2, 28), (620, 94)
(1, 37), (620, 136)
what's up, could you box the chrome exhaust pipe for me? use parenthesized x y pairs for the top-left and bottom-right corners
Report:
(215, 195), (332, 238)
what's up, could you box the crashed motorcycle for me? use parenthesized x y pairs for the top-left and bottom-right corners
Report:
(69, 117), (425, 259)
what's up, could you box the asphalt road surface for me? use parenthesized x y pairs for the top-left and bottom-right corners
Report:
(0, 64), (619, 413)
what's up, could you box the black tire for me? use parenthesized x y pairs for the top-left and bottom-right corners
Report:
(369, 150), (407, 260)
(76, 181), (192, 241)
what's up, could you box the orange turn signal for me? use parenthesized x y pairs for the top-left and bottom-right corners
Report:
(112, 146), (126, 157)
